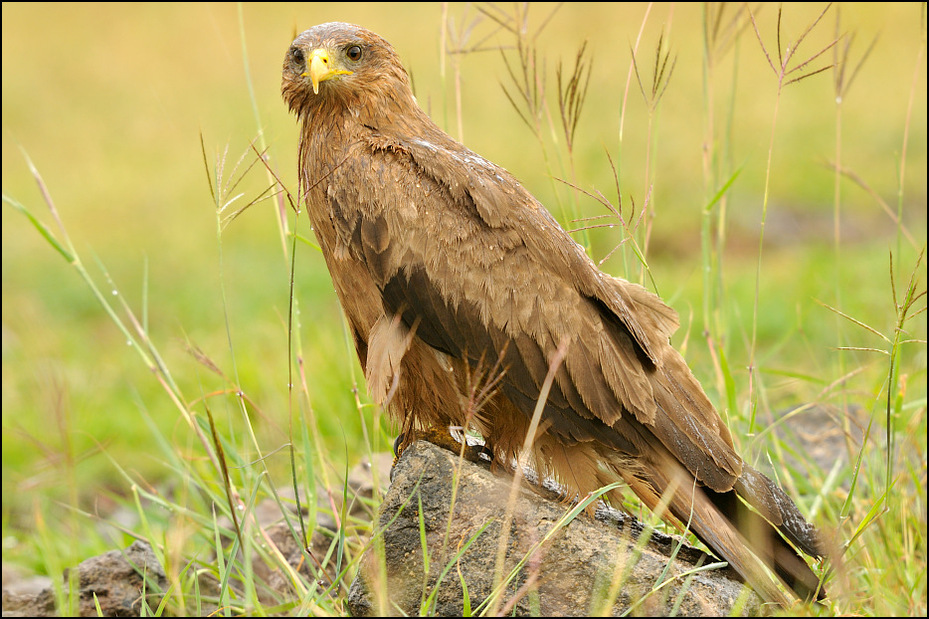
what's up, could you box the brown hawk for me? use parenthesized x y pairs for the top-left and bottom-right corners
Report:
(282, 21), (826, 605)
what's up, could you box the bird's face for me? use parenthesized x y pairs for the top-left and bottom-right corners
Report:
(282, 21), (410, 119)
(285, 26), (364, 95)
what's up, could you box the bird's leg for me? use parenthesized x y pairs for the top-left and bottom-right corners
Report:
(477, 438), (495, 462)
(391, 432), (406, 460)
(392, 425), (485, 465)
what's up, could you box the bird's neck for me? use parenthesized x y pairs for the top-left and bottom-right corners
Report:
(298, 84), (449, 168)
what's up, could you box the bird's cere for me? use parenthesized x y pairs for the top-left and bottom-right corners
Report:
(306, 48), (352, 94)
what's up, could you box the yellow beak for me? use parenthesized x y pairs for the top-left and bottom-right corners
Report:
(302, 49), (353, 95)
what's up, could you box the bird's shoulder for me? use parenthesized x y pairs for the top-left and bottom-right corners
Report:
(326, 125), (686, 364)
(323, 125), (741, 484)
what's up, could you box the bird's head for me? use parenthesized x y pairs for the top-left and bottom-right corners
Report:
(282, 22), (414, 122)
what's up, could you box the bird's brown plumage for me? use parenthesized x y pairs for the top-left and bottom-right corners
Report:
(282, 21), (826, 605)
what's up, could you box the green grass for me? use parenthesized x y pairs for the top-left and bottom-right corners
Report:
(2, 3), (926, 616)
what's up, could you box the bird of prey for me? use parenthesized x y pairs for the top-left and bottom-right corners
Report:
(282, 21), (826, 605)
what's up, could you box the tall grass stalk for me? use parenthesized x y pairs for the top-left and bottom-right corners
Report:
(699, 3), (750, 407)
(615, 4), (656, 281)
(746, 4), (838, 432)
(631, 22), (677, 264)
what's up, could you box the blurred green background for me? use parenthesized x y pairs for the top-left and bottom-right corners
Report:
(2, 1), (926, 580)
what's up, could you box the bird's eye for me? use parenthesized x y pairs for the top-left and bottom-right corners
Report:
(346, 45), (363, 61)
(292, 48), (305, 65)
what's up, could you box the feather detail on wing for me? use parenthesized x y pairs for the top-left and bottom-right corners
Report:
(326, 132), (743, 490)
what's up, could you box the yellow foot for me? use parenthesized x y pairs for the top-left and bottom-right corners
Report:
(393, 427), (487, 465)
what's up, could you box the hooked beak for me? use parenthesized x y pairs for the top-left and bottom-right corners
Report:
(302, 48), (353, 94)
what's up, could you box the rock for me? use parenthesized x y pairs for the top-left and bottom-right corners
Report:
(253, 521), (333, 603)
(68, 540), (169, 616)
(246, 452), (394, 604)
(347, 441), (764, 617)
(1, 561), (53, 601)
(1, 540), (168, 617)
(1, 572), (56, 618)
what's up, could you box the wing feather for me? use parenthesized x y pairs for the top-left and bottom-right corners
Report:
(327, 130), (742, 489)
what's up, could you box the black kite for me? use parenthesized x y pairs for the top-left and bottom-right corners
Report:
(282, 21), (827, 605)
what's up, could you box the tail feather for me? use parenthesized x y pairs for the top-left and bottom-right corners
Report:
(626, 447), (794, 604)
(725, 465), (827, 600)
(488, 400), (826, 605)
(595, 440), (825, 604)
(733, 464), (824, 558)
